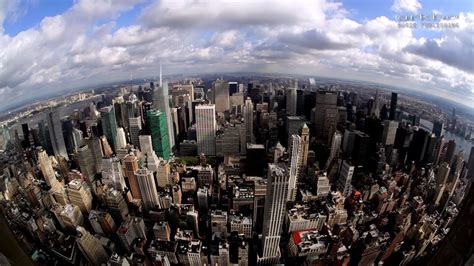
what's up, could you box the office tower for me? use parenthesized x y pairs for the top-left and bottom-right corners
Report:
(38, 149), (60, 190)
(443, 140), (456, 165)
(424, 134), (438, 164)
(58, 204), (84, 230)
(228, 81), (239, 95)
(147, 110), (170, 160)
(468, 146), (474, 180)
(102, 157), (126, 191)
(76, 226), (109, 265)
(196, 104), (216, 155)
(122, 153), (141, 200)
(139, 135), (161, 172)
(128, 116), (142, 148)
(100, 136), (114, 156)
(113, 96), (128, 129)
(382, 120), (399, 146)
(215, 125), (239, 156)
(316, 172), (330, 198)
(407, 128), (430, 163)
(312, 90), (338, 142)
(117, 216), (147, 252)
(326, 131), (342, 169)
(172, 184), (182, 204)
(214, 80), (230, 112)
(389, 92), (398, 120)
(71, 128), (83, 152)
(116, 127), (127, 150)
(135, 168), (160, 209)
(153, 160), (169, 188)
(337, 160), (354, 197)
(153, 221), (171, 241)
(288, 135), (301, 201)
(21, 123), (30, 148)
(352, 131), (370, 166)
(436, 162), (450, 186)
(196, 187), (209, 211)
(299, 123), (310, 174)
(100, 106), (118, 152)
(104, 188), (129, 222)
(211, 210), (228, 236)
(66, 179), (93, 213)
(243, 98), (254, 146)
(47, 110), (69, 160)
(432, 121), (444, 137)
(246, 144), (266, 176)
(286, 116), (306, 144)
(84, 137), (103, 173)
(152, 80), (175, 150)
(62, 118), (75, 154)
(286, 87), (297, 116)
(76, 145), (97, 180)
(258, 164), (289, 264)
(88, 210), (116, 235)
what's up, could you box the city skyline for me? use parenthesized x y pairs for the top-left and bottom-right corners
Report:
(0, 0), (473, 112)
(0, 75), (472, 265)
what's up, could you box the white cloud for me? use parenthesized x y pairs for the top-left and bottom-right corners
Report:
(391, 0), (422, 13)
(0, 0), (473, 111)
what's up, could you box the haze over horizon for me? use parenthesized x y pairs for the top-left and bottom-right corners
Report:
(1, 0), (473, 111)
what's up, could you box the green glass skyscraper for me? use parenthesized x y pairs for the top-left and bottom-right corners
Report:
(100, 106), (118, 152)
(146, 109), (170, 160)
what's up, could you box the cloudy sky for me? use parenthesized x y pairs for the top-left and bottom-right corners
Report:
(0, 0), (473, 111)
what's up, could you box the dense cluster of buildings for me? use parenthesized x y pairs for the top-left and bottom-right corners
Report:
(0, 75), (473, 265)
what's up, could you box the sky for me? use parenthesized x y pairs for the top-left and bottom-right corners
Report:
(0, 0), (473, 112)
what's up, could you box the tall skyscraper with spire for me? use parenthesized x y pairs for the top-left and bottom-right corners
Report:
(258, 163), (289, 265)
(153, 66), (175, 151)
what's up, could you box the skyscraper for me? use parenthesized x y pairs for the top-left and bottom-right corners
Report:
(298, 123), (310, 175)
(214, 80), (230, 113)
(195, 104), (216, 155)
(432, 120), (444, 137)
(66, 179), (93, 213)
(286, 87), (297, 116)
(102, 157), (126, 191)
(47, 110), (69, 160)
(38, 149), (60, 190)
(76, 226), (109, 265)
(135, 168), (160, 209)
(337, 160), (354, 197)
(312, 90), (338, 142)
(100, 106), (118, 152)
(116, 127), (127, 150)
(389, 92), (398, 120)
(258, 163), (289, 265)
(382, 120), (399, 146)
(243, 98), (254, 146)
(147, 110), (170, 160)
(153, 80), (175, 150)
(288, 135), (301, 201)
(123, 153), (141, 200)
(76, 144), (98, 180)
(326, 131), (342, 169)
(128, 116), (142, 148)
